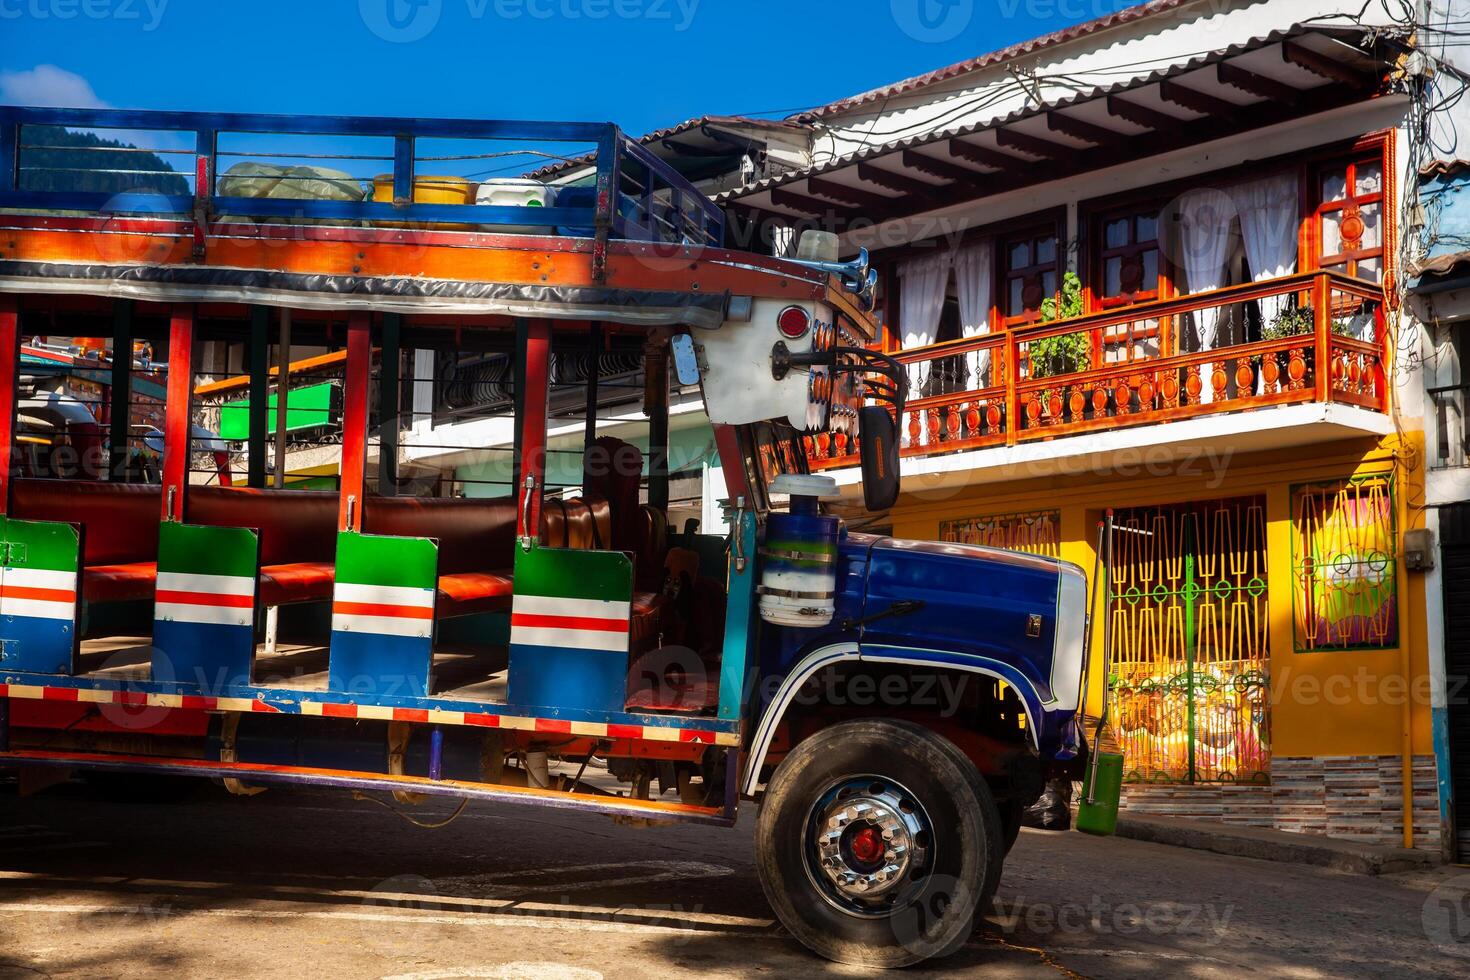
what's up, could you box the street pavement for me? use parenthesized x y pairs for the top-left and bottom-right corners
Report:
(1, 775), (1468, 978)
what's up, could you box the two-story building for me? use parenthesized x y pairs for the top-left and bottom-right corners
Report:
(710, 0), (1464, 855)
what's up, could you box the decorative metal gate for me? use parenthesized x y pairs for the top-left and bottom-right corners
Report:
(1107, 496), (1271, 784)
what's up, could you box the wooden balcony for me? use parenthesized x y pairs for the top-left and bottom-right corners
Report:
(805, 272), (1388, 471)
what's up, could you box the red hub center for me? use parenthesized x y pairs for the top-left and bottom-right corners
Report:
(848, 825), (885, 866)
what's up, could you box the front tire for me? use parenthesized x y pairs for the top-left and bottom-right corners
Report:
(755, 719), (1001, 968)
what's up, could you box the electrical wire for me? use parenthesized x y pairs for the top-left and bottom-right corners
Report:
(351, 791), (471, 829)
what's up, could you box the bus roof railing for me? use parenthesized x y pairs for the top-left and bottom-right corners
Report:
(0, 105), (725, 247)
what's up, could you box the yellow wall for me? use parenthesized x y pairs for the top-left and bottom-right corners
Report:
(887, 432), (1431, 763)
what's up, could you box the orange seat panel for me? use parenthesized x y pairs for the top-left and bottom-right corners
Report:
(258, 561), (336, 608)
(82, 562), (158, 604)
(435, 570), (515, 618)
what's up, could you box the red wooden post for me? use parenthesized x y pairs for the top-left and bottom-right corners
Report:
(161, 304), (195, 522)
(338, 311), (372, 533)
(517, 319), (551, 544)
(0, 294), (18, 516)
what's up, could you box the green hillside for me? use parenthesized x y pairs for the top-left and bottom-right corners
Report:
(20, 125), (188, 196)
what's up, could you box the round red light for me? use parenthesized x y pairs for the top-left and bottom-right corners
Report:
(777, 305), (811, 340)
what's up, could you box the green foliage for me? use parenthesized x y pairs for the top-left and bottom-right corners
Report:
(20, 125), (188, 196)
(1031, 270), (1089, 379)
(1039, 270), (1083, 322)
(1262, 304), (1353, 341)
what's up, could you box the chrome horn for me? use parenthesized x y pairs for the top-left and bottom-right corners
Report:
(788, 247), (876, 307)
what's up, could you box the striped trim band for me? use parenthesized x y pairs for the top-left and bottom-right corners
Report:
(0, 567), (77, 621)
(154, 570), (256, 627)
(332, 582), (436, 639)
(510, 594), (630, 653)
(0, 683), (739, 745)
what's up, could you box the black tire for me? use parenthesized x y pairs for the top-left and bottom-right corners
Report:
(755, 719), (1002, 969)
(999, 800), (1024, 855)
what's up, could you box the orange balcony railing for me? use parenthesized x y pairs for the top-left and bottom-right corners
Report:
(805, 271), (1387, 470)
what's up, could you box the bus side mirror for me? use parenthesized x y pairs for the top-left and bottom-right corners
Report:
(858, 405), (900, 512)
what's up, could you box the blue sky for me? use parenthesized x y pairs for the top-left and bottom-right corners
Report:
(0, 0), (1132, 135)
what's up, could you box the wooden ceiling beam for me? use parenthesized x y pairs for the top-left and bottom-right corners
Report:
(1104, 95), (1186, 133)
(768, 187), (836, 216)
(855, 162), (949, 204)
(947, 139), (1028, 172)
(1046, 111), (1126, 147)
(807, 175), (901, 213)
(901, 149), (986, 185)
(1216, 61), (1300, 103)
(995, 127), (1076, 158)
(1159, 79), (1244, 120)
(1282, 39), (1372, 86)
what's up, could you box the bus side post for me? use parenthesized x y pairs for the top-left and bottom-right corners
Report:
(0, 293), (17, 515)
(161, 304), (194, 523)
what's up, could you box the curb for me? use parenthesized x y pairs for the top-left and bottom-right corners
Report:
(1113, 814), (1438, 875)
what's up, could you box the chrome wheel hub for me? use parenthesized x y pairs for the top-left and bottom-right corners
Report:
(806, 777), (932, 915)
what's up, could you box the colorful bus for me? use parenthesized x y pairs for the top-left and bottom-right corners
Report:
(0, 105), (1088, 968)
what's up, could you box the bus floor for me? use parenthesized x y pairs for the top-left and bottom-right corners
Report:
(69, 638), (721, 715)
(73, 636), (514, 702)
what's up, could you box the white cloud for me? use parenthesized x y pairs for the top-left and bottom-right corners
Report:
(0, 65), (108, 108)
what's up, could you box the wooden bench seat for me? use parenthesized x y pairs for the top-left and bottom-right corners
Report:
(10, 479), (161, 605)
(189, 486), (340, 608)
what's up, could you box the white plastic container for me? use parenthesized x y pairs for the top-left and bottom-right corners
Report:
(474, 178), (552, 234)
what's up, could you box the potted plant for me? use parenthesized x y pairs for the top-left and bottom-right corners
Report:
(1259, 302), (1353, 391)
(1029, 271), (1090, 423)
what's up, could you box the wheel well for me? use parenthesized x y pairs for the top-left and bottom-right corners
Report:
(759, 663), (1044, 807)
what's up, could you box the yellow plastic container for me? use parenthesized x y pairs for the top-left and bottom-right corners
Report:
(371, 174), (476, 229)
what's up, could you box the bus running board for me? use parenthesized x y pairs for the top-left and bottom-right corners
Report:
(0, 749), (734, 826)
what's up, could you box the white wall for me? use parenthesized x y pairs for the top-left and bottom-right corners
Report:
(811, 0), (1413, 164)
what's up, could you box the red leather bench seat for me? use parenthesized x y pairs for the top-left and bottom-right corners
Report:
(10, 479), (161, 604)
(188, 486), (339, 607)
(363, 496), (520, 619)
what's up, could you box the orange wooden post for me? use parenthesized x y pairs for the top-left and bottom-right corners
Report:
(1004, 332), (1019, 447)
(0, 294), (17, 515)
(160, 304), (195, 523)
(338, 311), (372, 532)
(1313, 273), (1331, 403)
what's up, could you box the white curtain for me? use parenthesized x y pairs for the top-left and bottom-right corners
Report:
(1229, 172), (1298, 328)
(1177, 188), (1236, 403)
(898, 251), (953, 446)
(954, 240), (994, 390)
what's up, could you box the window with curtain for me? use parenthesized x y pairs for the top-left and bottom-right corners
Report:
(1002, 228), (1061, 327)
(1095, 204), (1166, 362)
(1315, 154), (1385, 283)
(1098, 208), (1163, 307)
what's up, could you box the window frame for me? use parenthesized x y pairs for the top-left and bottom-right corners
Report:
(1311, 152), (1388, 284)
(999, 223), (1065, 329)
